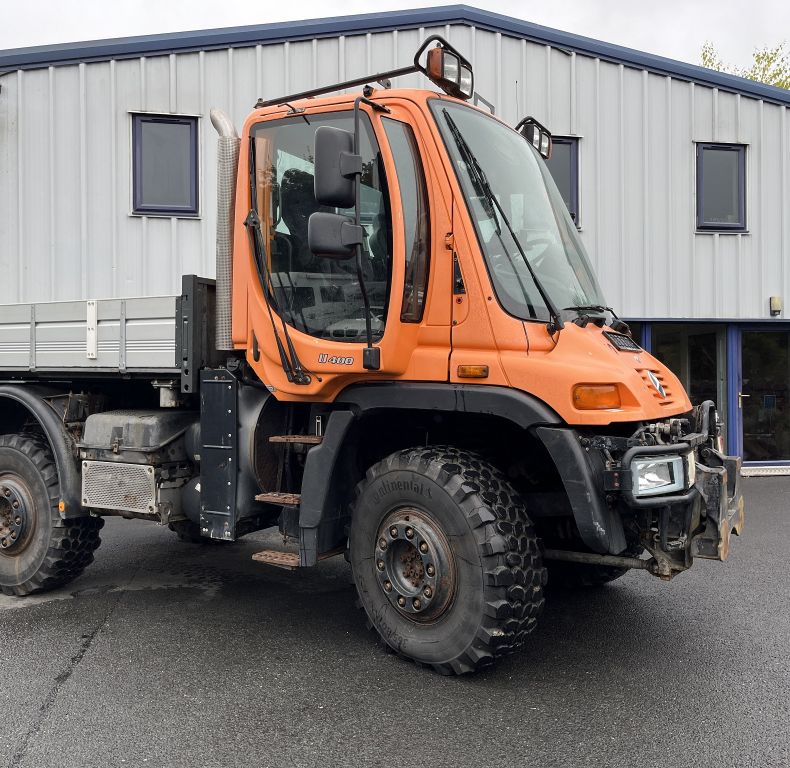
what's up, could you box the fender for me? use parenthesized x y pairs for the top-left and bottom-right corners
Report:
(334, 382), (562, 427)
(0, 385), (84, 518)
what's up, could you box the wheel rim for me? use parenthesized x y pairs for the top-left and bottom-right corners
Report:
(374, 507), (456, 623)
(0, 476), (36, 556)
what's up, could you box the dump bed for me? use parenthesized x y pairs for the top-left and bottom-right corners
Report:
(0, 295), (179, 374)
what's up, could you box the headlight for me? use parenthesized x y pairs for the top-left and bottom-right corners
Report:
(631, 452), (694, 497)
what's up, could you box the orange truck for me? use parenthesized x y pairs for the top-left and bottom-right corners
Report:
(0, 37), (744, 674)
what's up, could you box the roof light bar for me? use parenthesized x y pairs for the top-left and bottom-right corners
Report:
(255, 34), (474, 108)
(515, 116), (553, 160)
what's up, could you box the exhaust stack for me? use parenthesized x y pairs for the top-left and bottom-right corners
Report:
(210, 109), (240, 351)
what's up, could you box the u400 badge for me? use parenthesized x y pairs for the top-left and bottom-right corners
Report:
(318, 354), (355, 365)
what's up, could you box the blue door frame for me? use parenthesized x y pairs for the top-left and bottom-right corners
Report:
(732, 323), (790, 466)
(637, 321), (788, 461)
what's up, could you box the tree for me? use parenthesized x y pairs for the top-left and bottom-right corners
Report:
(701, 41), (790, 90)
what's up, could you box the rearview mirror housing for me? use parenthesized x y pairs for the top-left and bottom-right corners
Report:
(314, 126), (360, 208)
(308, 211), (363, 259)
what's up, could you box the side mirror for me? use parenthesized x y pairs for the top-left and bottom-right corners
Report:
(308, 212), (363, 259)
(314, 126), (361, 208)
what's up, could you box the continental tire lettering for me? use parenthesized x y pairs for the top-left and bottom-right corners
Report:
(371, 478), (434, 505)
(318, 354), (355, 365)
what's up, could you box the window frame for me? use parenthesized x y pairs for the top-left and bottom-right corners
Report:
(382, 117), (431, 324)
(545, 136), (580, 227)
(131, 113), (200, 218)
(695, 142), (747, 232)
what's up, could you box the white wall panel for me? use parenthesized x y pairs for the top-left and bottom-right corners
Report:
(0, 22), (788, 322)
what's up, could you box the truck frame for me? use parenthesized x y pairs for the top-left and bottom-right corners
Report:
(0, 37), (744, 674)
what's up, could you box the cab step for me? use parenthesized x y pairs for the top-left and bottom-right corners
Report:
(251, 546), (344, 570)
(268, 434), (323, 445)
(255, 492), (301, 506)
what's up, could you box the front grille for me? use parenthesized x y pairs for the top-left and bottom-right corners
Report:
(82, 460), (156, 513)
(638, 369), (675, 405)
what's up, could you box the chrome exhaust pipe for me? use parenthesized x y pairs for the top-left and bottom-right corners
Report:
(210, 108), (240, 352)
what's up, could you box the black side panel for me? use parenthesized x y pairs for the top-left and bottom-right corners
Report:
(178, 275), (221, 396)
(199, 369), (238, 540)
(0, 385), (84, 518)
(536, 426), (626, 555)
(298, 410), (355, 566)
(335, 383), (560, 428)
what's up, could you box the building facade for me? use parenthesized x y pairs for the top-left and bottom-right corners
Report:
(1, 5), (789, 466)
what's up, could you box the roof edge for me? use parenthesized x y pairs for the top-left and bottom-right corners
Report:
(1, 4), (788, 106)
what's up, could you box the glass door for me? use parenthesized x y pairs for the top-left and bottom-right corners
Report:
(739, 329), (790, 462)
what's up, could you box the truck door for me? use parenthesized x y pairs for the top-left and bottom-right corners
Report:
(245, 106), (452, 398)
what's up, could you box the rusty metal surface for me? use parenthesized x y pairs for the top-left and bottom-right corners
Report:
(268, 435), (323, 445)
(254, 492), (301, 506)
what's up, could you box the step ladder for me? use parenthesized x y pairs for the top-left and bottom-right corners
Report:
(252, 546), (344, 570)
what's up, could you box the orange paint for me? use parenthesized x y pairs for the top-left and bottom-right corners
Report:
(230, 89), (692, 425)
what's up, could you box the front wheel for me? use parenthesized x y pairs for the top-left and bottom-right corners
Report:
(349, 446), (546, 675)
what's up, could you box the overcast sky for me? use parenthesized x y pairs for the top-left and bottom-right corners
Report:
(0, 0), (787, 70)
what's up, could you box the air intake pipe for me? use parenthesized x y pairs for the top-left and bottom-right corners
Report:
(210, 109), (240, 351)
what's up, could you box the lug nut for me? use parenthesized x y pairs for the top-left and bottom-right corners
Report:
(378, 537), (387, 550)
(389, 527), (398, 538)
(0, 539), (6, 548)
(376, 560), (385, 571)
(4, 489), (9, 497)
(383, 581), (392, 592)
(412, 598), (422, 610)
(426, 564), (435, 576)
(423, 586), (432, 598)
(14, 516), (21, 526)
(9, 532), (16, 540)
(12, 501), (19, 509)
(397, 596), (406, 607)
(419, 542), (428, 553)
(405, 527), (414, 539)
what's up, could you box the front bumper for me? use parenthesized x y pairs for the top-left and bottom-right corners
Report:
(619, 441), (745, 565)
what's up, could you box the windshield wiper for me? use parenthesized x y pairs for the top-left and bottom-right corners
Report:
(442, 109), (564, 334)
(563, 304), (631, 334)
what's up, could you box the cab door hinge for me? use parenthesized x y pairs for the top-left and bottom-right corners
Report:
(444, 232), (455, 250)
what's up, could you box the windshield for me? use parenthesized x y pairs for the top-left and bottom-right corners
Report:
(431, 100), (606, 322)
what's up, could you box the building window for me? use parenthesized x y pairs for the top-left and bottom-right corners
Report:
(132, 114), (199, 216)
(696, 143), (746, 231)
(545, 137), (579, 225)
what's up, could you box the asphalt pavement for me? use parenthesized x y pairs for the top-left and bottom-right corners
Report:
(0, 477), (787, 768)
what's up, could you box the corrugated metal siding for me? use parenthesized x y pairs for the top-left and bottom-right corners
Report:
(1, 22), (789, 320)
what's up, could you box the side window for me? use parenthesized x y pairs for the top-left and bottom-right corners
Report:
(131, 114), (199, 216)
(383, 119), (431, 323)
(696, 143), (746, 231)
(544, 137), (579, 225)
(252, 112), (391, 342)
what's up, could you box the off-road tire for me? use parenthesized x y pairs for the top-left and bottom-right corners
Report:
(349, 446), (546, 675)
(0, 434), (103, 596)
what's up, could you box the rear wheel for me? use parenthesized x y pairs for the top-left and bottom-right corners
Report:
(349, 446), (546, 675)
(0, 434), (103, 596)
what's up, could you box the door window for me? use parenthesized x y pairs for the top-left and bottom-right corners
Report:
(252, 113), (392, 342)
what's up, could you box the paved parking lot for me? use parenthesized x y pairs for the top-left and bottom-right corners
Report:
(0, 477), (787, 768)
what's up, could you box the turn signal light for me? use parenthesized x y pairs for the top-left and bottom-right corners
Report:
(572, 384), (621, 410)
(457, 365), (489, 379)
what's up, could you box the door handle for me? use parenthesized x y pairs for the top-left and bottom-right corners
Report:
(738, 392), (751, 408)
